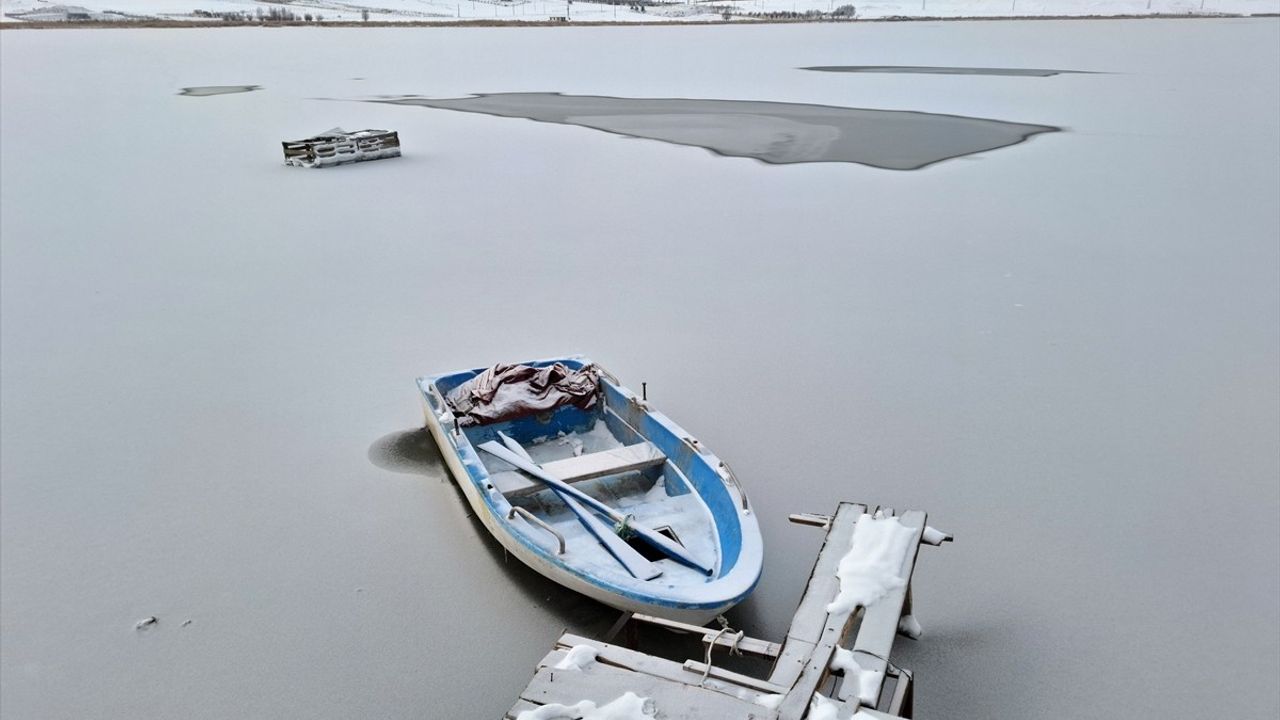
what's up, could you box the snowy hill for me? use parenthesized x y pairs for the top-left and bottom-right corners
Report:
(2, 0), (1276, 23)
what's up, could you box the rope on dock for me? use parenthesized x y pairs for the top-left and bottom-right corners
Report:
(698, 615), (744, 686)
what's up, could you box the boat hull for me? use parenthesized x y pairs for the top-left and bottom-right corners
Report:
(419, 357), (761, 625)
(423, 399), (740, 625)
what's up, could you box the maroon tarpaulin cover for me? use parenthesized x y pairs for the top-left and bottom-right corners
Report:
(445, 362), (599, 426)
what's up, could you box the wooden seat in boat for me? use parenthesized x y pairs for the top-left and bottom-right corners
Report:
(490, 441), (667, 497)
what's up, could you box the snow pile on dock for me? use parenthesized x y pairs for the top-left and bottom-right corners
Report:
(806, 692), (841, 720)
(553, 644), (599, 670)
(516, 691), (654, 720)
(830, 647), (884, 706)
(753, 690), (853, 717)
(754, 693), (784, 709)
(825, 513), (916, 615)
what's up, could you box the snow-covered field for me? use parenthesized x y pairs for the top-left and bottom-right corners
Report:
(1, 0), (1276, 23)
(2, 17), (1278, 720)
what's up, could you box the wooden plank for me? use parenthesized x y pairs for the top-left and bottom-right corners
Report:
(886, 668), (913, 718)
(504, 502), (942, 720)
(767, 638), (815, 693)
(783, 505), (867, 642)
(767, 503), (867, 688)
(834, 511), (926, 710)
(779, 507), (928, 719)
(849, 709), (909, 720)
(519, 661), (778, 720)
(631, 613), (781, 658)
(787, 513), (832, 528)
(774, 605), (862, 719)
(491, 442), (666, 497)
(550, 633), (776, 705)
(532, 646), (565, 671)
(782, 574), (840, 644)
(504, 699), (540, 719)
(602, 611), (634, 643)
(542, 443), (666, 482)
(681, 660), (789, 694)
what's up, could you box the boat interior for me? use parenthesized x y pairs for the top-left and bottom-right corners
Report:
(432, 370), (727, 587)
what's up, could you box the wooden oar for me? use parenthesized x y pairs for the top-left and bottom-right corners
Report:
(480, 439), (714, 575)
(495, 434), (660, 581)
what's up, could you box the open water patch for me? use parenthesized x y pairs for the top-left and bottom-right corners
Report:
(178, 85), (262, 97)
(369, 92), (1058, 170)
(801, 66), (1096, 77)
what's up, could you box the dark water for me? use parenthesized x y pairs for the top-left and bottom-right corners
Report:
(801, 65), (1096, 76)
(370, 92), (1059, 170)
(178, 85), (261, 96)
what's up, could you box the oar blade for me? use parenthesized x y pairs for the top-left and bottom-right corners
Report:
(497, 431), (534, 462)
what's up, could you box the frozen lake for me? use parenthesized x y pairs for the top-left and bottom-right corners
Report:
(2, 18), (1278, 719)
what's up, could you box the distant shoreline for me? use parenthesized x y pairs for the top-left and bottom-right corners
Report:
(1, 12), (1274, 29)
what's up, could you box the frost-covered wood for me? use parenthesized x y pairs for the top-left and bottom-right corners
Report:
(504, 699), (540, 719)
(767, 504), (929, 718)
(630, 612), (782, 658)
(680, 660), (789, 694)
(520, 661), (774, 719)
(506, 501), (945, 720)
(492, 441), (666, 497)
(787, 513), (832, 529)
(833, 511), (925, 710)
(886, 667), (914, 717)
(545, 633), (776, 705)
(282, 128), (401, 168)
(768, 504), (866, 689)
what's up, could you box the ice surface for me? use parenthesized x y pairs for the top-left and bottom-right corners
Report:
(2, 19), (1277, 720)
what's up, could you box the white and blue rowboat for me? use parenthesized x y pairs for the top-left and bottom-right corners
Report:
(417, 357), (762, 625)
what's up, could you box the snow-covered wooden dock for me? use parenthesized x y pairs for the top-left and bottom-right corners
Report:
(504, 502), (951, 719)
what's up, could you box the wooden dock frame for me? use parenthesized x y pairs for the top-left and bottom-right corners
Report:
(503, 501), (951, 719)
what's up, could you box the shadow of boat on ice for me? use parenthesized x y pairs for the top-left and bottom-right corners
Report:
(368, 426), (624, 631)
